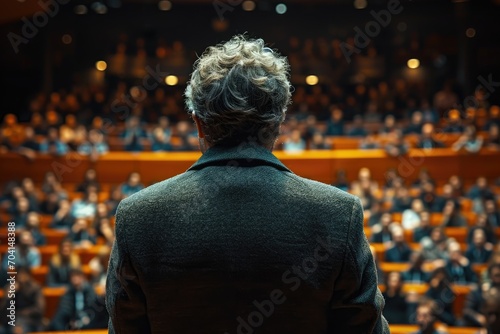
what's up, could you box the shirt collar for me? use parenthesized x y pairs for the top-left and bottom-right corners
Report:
(186, 142), (293, 173)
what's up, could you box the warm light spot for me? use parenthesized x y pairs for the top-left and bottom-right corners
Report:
(165, 75), (178, 86)
(407, 58), (420, 69)
(306, 75), (319, 86)
(95, 60), (107, 71)
(242, 0), (256, 11)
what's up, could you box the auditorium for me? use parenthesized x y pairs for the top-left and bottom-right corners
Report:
(1, 0), (500, 333)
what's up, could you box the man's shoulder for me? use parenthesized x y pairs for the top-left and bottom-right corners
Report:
(285, 172), (357, 204)
(117, 170), (197, 212)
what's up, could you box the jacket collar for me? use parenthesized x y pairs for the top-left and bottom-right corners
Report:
(186, 142), (293, 173)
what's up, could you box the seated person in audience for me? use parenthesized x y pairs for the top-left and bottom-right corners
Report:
(463, 263), (500, 328)
(385, 130), (409, 157)
(484, 123), (500, 150)
(382, 271), (409, 324)
(443, 109), (464, 133)
(477, 286), (500, 334)
(391, 186), (412, 213)
(425, 267), (457, 326)
(412, 169), (435, 189)
(484, 198), (500, 228)
(351, 167), (378, 196)
(467, 177), (494, 200)
(357, 179), (377, 211)
(89, 246), (110, 288)
(47, 239), (81, 287)
(371, 212), (394, 244)
(347, 114), (368, 137)
(466, 229), (493, 264)
(441, 200), (467, 227)
(367, 200), (384, 227)
(120, 172), (144, 198)
(283, 129), (306, 153)
(21, 177), (40, 212)
(173, 121), (199, 151)
(385, 226), (412, 263)
(69, 218), (97, 248)
(41, 171), (58, 194)
(76, 168), (101, 193)
(49, 269), (100, 330)
(404, 111), (424, 135)
(70, 190), (98, 219)
(445, 241), (478, 284)
(50, 198), (75, 229)
(39, 127), (69, 155)
(452, 124), (483, 153)
(468, 214), (497, 246)
(359, 132), (380, 149)
(418, 182), (441, 213)
(412, 297), (448, 334)
(121, 116), (148, 152)
(0, 129), (12, 153)
(421, 227), (455, 264)
(17, 126), (40, 160)
(78, 129), (109, 159)
(0, 266), (44, 333)
(309, 132), (331, 150)
(106, 186), (123, 216)
(324, 107), (344, 136)
(94, 217), (115, 246)
(384, 169), (401, 191)
(369, 244), (384, 284)
(414, 211), (433, 242)
(417, 123), (444, 149)
(25, 212), (46, 246)
(0, 183), (23, 214)
(331, 169), (349, 192)
(402, 198), (425, 230)
(151, 127), (173, 152)
(1, 231), (41, 272)
(403, 252), (431, 284)
(432, 184), (455, 213)
(448, 174), (465, 198)
(11, 196), (30, 228)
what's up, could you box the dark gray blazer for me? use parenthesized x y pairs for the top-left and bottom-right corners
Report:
(106, 143), (389, 333)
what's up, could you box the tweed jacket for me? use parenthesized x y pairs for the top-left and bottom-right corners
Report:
(106, 143), (389, 333)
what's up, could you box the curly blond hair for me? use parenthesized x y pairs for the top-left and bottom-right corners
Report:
(185, 35), (292, 148)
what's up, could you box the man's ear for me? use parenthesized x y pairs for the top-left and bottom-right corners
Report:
(192, 113), (205, 139)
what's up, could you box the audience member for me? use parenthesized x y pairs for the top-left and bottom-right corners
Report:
(417, 123), (444, 149)
(385, 226), (412, 263)
(50, 199), (75, 229)
(382, 271), (409, 324)
(76, 169), (101, 193)
(47, 239), (82, 287)
(463, 263), (500, 328)
(465, 229), (493, 264)
(412, 297), (448, 334)
(49, 269), (100, 330)
(403, 252), (431, 284)
(445, 241), (478, 284)
(413, 211), (433, 242)
(425, 267), (457, 326)
(0, 267), (44, 333)
(120, 172), (144, 198)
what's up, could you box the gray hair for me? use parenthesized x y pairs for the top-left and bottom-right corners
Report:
(185, 35), (292, 148)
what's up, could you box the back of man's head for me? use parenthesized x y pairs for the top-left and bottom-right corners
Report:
(185, 35), (292, 149)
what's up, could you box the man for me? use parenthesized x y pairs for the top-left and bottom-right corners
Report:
(412, 298), (448, 334)
(385, 226), (412, 263)
(444, 241), (477, 284)
(463, 263), (500, 327)
(106, 35), (388, 333)
(465, 229), (493, 264)
(49, 269), (102, 330)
